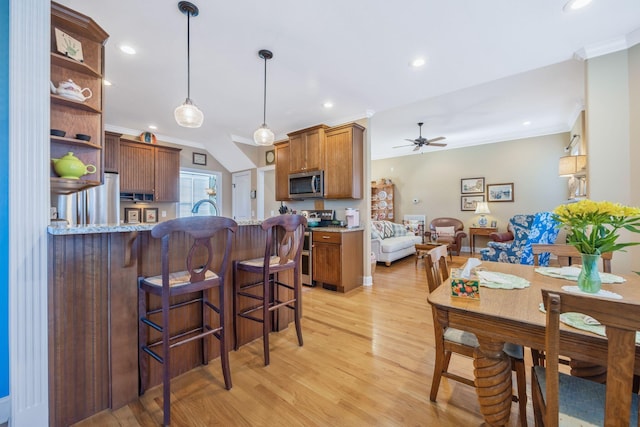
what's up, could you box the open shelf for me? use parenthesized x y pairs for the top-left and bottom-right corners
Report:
(51, 94), (101, 113)
(50, 52), (102, 78)
(50, 135), (102, 150)
(50, 177), (100, 195)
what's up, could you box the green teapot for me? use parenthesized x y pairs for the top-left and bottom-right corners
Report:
(51, 152), (96, 179)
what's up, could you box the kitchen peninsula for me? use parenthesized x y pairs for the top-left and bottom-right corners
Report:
(47, 221), (301, 426)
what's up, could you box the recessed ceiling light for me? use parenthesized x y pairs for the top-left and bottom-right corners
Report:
(410, 57), (426, 68)
(522, 121), (531, 126)
(322, 101), (333, 109)
(148, 125), (158, 130)
(563, 0), (592, 12)
(103, 79), (112, 86)
(119, 45), (136, 55)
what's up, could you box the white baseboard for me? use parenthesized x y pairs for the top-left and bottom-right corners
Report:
(0, 395), (10, 424)
(362, 276), (373, 286)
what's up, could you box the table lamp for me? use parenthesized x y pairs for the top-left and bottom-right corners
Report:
(474, 201), (490, 227)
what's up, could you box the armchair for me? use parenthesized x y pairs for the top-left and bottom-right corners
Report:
(429, 217), (467, 256)
(480, 212), (560, 266)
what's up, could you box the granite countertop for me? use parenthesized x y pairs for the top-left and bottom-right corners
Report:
(47, 219), (264, 235)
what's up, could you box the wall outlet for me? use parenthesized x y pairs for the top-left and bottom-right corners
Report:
(161, 210), (167, 218)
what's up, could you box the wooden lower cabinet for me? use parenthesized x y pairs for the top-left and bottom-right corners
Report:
(312, 230), (363, 293)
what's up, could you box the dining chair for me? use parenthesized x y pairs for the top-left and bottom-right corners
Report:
(530, 243), (612, 382)
(533, 289), (640, 427)
(531, 243), (613, 271)
(425, 245), (528, 427)
(138, 216), (237, 426)
(232, 214), (306, 365)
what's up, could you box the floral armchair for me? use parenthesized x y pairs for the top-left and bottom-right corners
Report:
(480, 212), (560, 266)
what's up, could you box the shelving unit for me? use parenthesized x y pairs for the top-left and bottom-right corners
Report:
(371, 183), (395, 221)
(50, 2), (109, 195)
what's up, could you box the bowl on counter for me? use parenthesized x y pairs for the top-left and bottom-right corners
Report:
(75, 133), (91, 141)
(50, 129), (66, 137)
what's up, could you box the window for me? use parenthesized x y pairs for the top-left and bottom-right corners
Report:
(179, 170), (221, 217)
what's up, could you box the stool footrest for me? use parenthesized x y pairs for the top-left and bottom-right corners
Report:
(238, 312), (264, 323)
(146, 297), (203, 316)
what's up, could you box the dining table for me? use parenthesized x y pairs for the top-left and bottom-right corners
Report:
(427, 260), (640, 427)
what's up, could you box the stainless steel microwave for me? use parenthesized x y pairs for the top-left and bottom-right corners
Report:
(289, 170), (323, 199)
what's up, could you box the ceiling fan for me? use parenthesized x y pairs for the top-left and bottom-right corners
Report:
(393, 122), (447, 151)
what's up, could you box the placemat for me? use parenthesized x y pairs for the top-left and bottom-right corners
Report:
(476, 271), (530, 289)
(535, 266), (625, 284)
(539, 302), (640, 344)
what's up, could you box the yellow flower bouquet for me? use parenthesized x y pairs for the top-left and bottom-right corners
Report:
(553, 200), (640, 292)
(553, 200), (640, 255)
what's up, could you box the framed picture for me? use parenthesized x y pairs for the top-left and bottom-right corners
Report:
(124, 208), (141, 224)
(487, 183), (515, 202)
(461, 195), (485, 211)
(54, 28), (84, 62)
(490, 220), (497, 228)
(192, 152), (207, 166)
(265, 149), (275, 165)
(461, 177), (485, 194)
(143, 208), (158, 223)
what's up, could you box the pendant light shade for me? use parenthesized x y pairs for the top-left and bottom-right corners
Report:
(175, 1), (203, 128)
(254, 49), (274, 146)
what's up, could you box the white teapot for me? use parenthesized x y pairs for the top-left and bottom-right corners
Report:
(50, 79), (92, 102)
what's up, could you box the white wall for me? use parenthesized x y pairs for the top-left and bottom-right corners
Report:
(372, 133), (568, 245)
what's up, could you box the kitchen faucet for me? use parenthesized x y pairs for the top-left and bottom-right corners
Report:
(191, 199), (218, 215)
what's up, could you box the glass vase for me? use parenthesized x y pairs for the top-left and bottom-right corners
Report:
(577, 253), (602, 293)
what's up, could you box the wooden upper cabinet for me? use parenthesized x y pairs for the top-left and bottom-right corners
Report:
(323, 123), (364, 199)
(275, 142), (291, 201)
(104, 131), (121, 173)
(288, 125), (327, 173)
(119, 138), (182, 201)
(154, 146), (181, 202)
(119, 140), (155, 194)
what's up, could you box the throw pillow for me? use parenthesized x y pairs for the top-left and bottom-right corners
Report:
(372, 221), (385, 239)
(435, 226), (455, 237)
(383, 221), (395, 238)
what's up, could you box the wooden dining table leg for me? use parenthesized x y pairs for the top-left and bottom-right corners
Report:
(473, 336), (512, 427)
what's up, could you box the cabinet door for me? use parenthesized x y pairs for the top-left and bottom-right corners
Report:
(104, 131), (121, 173)
(312, 242), (342, 285)
(324, 124), (364, 199)
(154, 146), (181, 202)
(304, 128), (322, 171)
(275, 143), (291, 201)
(289, 133), (306, 173)
(119, 141), (154, 193)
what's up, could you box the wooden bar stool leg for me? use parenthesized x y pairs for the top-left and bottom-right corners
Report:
(263, 270), (271, 366)
(202, 290), (209, 366)
(232, 261), (239, 351)
(294, 268), (303, 346)
(219, 281), (232, 389)
(138, 286), (149, 395)
(162, 297), (171, 427)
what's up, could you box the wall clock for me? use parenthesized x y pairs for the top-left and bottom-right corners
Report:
(265, 149), (275, 165)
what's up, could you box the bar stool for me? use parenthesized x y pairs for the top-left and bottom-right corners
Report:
(233, 214), (306, 365)
(138, 216), (237, 426)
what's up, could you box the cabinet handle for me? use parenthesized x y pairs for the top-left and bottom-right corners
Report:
(322, 236), (330, 239)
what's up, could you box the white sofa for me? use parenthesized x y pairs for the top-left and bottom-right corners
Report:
(371, 220), (422, 266)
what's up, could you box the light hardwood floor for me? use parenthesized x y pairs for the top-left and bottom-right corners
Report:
(75, 254), (533, 426)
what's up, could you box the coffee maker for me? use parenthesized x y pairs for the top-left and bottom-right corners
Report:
(345, 208), (360, 228)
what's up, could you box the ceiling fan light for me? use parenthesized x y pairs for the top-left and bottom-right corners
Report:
(175, 98), (204, 128)
(254, 124), (275, 146)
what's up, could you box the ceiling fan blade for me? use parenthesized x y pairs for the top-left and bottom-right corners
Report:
(427, 136), (446, 143)
(392, 144), (414, 148)
(413, 145), (421, 151)
(405, 139), (417, 143)
(428, 142), (448, 147)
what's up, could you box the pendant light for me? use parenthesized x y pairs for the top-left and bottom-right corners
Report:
(253, 49), (275, 146)
(174, 1), (204, 128)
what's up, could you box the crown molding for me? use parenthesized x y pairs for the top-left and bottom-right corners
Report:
(574, 28), (640, 60)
